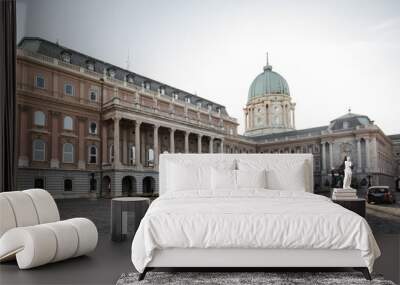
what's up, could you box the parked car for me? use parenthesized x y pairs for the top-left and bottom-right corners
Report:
(366, 186), (396, 204)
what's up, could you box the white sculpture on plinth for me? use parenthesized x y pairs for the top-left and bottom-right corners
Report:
(343, 156), (353, 189)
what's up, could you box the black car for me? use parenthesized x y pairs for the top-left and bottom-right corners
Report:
(366, 186), (396, 204)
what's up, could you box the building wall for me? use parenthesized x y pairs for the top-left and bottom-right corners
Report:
(15, 46), (399, 198)
(16, 48), (239, 198)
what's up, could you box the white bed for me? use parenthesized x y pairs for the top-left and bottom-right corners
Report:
(131, 154), (380, 280)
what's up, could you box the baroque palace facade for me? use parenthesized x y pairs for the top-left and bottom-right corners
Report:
(16, 37), (400, 198)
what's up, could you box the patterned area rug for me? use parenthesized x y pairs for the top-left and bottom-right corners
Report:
(116, 271), (396, 285)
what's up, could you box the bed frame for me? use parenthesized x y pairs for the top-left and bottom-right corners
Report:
(139, 248), (371, 280)
(138, 154), (372, 281)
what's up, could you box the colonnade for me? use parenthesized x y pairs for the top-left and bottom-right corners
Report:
(104, 116), (224, 168)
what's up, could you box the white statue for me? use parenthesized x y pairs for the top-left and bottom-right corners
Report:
(343, 156), (353, 189)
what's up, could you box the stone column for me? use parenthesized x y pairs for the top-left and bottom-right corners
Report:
(220, 139), (224, 153)
(50, 111), (60, 168)
(329, 141), (334, 170)
(357, 139), (362, 173)
(79, 82), (85, 103)
(321, 142), (326, 172)
(153, 124), (159, 167)
(282, 105), (287, 127)
(102, 123), (108, 165)
(122, 127), (128, 165)
(292, 108), (295, 129)
(252, 108), (255, 128)
(135, 120), (142, 167)
(169, 128), (175, 153)
(18, 105), (30, 167)
(209, 137), (214, 153)
(184, 131), (190, 153)
(77, 116), (86, 170)
(244, 112), (248, 130)
(365, 138), (371, 171)
(198, 134), (203, 153)
(113, 116), (121, 167)
(370, 137), (378, 172)
(52, 72), (58, 98)
(248, 109), (252, 129)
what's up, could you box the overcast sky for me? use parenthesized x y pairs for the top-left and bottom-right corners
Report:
(17, 0), (400, 135)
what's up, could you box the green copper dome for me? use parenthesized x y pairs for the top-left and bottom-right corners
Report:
(248, 64), (290, 102)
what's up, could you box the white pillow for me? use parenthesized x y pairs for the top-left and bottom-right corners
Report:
(266, 167), (306, 192)
(167, 162), (211, 192)
(236, 169), (267, 189)
(211, 168), (236, 191)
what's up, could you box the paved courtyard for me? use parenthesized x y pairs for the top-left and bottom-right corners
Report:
(1, 197), (399, 285)
(56, 197), (400, 236)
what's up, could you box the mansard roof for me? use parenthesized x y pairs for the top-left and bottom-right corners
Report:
(18, 37), (229, 116)
(250, 126), (328, 142)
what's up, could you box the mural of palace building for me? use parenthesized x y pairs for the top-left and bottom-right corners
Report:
(15, 37), (400, 198)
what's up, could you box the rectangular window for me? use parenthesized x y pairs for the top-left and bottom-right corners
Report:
(33, 140), (46, 161)
(64, 179), (73, 191)
(35, 75), (45, 89)
(34, 177), (45, 189)
(89, 90), (97, 102)
(64, 84), (75, 96)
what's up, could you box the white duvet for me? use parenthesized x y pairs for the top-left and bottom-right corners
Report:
(131, 190), (380, 273)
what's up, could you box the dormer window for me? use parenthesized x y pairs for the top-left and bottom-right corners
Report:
(172, 92), (179, 100)
(86, 60), (95, 71)
(343, 121), (349, 129)
(185, 97), (191, 104)
(144, 82), (151, 90)
(108, 68), (116, 79)
(159, 86), (165, 95)
(197, 102), (202, 108)
(208, 104), (212, 111)
(61, 51), (71, 63)
(126, 74), (134, 84)
(217, 107), (221, 114)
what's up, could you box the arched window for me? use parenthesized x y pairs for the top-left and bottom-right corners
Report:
(89, 122), (97, 135)
(89, 145), (97, 164)
(63, 116), (73, 130)
(33, 139), (46, 161)
(63, 143), (74, 163)
(109, 144), (114, 163)
(34, 111), (45, 126)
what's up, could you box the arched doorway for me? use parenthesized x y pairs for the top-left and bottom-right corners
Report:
(102, 176), (111, 198)
(122, 176), (136, 196)
(142, 176), (155, 194)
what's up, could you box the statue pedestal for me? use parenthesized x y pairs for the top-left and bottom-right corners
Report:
(332, 188), (357, 200)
